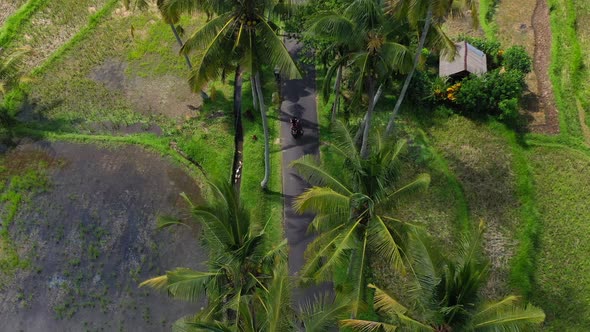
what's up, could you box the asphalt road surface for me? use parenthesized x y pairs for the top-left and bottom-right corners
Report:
(280, 38), (332, 306)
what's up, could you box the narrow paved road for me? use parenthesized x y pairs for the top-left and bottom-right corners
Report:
(280, 38), (330, 305)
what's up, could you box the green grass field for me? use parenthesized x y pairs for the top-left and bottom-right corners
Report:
(529, 146), (590, 330)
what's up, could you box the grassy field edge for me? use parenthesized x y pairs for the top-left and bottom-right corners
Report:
(0, 0), (49, 46)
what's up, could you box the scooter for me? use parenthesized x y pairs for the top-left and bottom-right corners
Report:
(290, 117), (304, 138)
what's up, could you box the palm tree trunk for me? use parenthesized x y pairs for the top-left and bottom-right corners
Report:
(360, 78), (376, 159)
(331, 64), (343, 122)
(251, 76), (259, 111)
(354, 113), (366, 147)
(170, 23), (209, 100)
(232, 65), (244, 189)
(385, 5), (433, 135)
(254, 71), (270, 189)
(169, 23), (193, 70)
(355, 84), (383, 148)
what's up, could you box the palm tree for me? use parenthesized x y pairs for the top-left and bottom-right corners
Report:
(140, 180), (349, 330)
(385, 0), (476, 135)
(140, 180), (289, 329)
(341, 226), (546, 331)
(169, 0), (301, 189)
(291, 121), (430, 317)
(0, 46), (29, 99)
(305, 0), (413, 157)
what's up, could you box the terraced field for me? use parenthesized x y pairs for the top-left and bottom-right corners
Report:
(0, 0), (27, 26)
(3, 0), (113, 69)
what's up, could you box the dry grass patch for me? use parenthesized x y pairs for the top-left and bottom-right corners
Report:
(443, 9), (485, 39)
(429, 116), (520, 297)
(495, 0), (536, 56)
(6, 0), (110, 70)
(0, 0), (27, 26)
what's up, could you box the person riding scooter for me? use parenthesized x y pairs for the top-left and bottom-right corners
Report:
(290, 117), (304, 138)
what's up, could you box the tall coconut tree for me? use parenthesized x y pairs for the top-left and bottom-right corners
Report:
(140, 180), (290, 330)
(291, 121), (430, 318)
(305, 0), (413, 157)
(342, 227), (546, 331)
(385, 0), (477, 135)
(140, 180), (349, 330)
(167, 0), (302, 189)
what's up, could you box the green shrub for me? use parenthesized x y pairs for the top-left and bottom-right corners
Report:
(502, 46), (533, 74)
(456, 69), (525, 119)
(498, 97), (519, 121)
(407, 70), (436, 105)
(432, 105), (455, 119)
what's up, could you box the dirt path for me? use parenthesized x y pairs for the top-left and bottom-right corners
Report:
(529, 0), (560, 134)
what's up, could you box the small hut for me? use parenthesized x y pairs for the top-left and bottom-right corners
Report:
(439, 41), (487, 78)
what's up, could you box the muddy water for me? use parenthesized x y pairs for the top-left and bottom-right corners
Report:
(0, 141), (207, 331)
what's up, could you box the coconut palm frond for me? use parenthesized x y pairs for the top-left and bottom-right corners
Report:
(395, 312), (435, 331)
(301, 220), (361, 282)
(344, 0), (383, 30)
(349, 230), (369, 318)
(329, 120), (363, 171)
(369, 216), (406, 273)
(369, 283), (408, 315)
(340, 319), (398, 332)
(293, 186), (350, 216)
(261, 238), (288, 262)
(190, 208), (234, 248)
(183, 13), (235, 90)
(301, 225), (348, 275)
(256, 15), (302, 80)
(308, 210), (349, 235)
(470, 297), (546, 331)
(185, 321), (233, 332)
(349, 51), (371, 97)
(262, 263), (293, 332)
(171, 0), (222, 14)
(161, 0), (217, 22)
(379, 173), (430, 208)
(405, 231), (441, 304)
(300, 293), (350, 332)
(157, 215), (191, 229)
(380, 41), (414, 74)
(171, 314), (213, 332)
(307, 12), (356, 42)
(430, 25), (457, 60)
(164, 268), (217, 302)
(290, 155), (352, 194)
(139, 275), (169, 289)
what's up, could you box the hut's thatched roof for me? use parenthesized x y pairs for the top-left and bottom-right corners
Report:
(439, 41), (487, 77)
